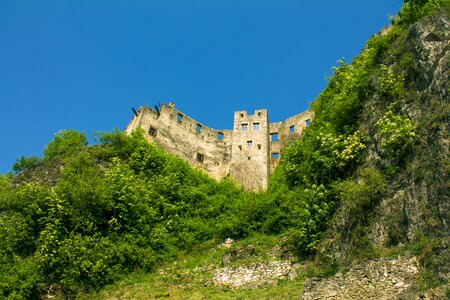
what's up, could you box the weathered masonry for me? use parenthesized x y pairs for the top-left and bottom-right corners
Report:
(126, 102), (312, 191)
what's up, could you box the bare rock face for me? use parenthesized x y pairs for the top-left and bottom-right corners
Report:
(408, 11), (449, 99)
(375, 9), (449, 245)
(325, 7), (449, 262)
(370, 9), (449, 249)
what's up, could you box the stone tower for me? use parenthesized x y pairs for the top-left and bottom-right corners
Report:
(229, 109), (270, 191)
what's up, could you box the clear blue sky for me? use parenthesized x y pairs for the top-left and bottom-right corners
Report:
(0, 0), (402, 173)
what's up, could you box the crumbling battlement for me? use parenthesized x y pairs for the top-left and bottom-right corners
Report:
(126, 102), (312, 191)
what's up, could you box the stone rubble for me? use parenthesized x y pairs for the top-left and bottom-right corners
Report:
(212, 243), (445, 300)
(212, 260), (299, 288)
(301, 256), (420, 299)
(212, 237), (449, 299)
(219, 238), (235, 249)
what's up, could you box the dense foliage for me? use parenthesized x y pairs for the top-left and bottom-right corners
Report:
(0, 129), (256, 298)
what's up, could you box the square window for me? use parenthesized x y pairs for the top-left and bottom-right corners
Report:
(290, 125), (295, 133)
(253, 123), (260, 131)
(306, 119), (311, 126)
(196, 124), (202, 133)
(257, 144), (261, 150)
(241, 123), (248, 131)
(148, 126), (157, 137)
(247, 141), (252, 148)
(272, 152), (280, 159)
(196, 153), (204, 163)
(271, 132), (278, 142)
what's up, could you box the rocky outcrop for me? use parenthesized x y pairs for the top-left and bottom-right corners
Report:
(308, 8), (450, 298)
(407, 10), (449, 100)
(370, 9), (450, 246)
(322, 7), (449, 274)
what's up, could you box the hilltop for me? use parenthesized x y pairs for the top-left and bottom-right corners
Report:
(1, 1), (449, 299)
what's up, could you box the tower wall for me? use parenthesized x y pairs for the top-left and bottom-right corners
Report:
(229, 109), (269, 191)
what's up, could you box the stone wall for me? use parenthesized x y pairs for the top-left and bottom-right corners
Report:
(125, 102), (312, 190)
(269, 110), (312, 173)
(126, 103), (232, 180)
(230, 109), (270, 191)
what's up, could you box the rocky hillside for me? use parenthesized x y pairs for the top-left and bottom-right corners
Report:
(316, 4), (449, 294)
(84, 10), (450, 298)
(1, 1), (449, 299)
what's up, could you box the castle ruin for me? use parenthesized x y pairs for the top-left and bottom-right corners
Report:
(126, 102), (312, 191)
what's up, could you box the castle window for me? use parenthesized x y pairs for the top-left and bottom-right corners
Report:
(196, 153), (204, 163)
(218, 132), (224, 140)
(305, 119), (311, 126)
(196, 124), (202, 133)
(257, 111), (262, 116)
(177, 113), (183, 122)
(247, 141), (253, 148)
(148, 126), (157, 137)
(271, 132), (278, 142)
(238, 145), (242, 150)
(241, 123), (248, 131)
(240, 113), (244, 118)
(272, 152), (280, 159)
(257, 144), (261, 150)
(253, 123), (260, 131)
(290, 125), (295, 133)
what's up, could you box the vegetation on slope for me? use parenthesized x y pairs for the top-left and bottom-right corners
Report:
(1, 0), (448, 298)
(1, 129), (261, 298)
(264, 0), (449, 290)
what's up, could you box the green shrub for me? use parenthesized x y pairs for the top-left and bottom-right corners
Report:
(376, 109), (416, 159)
(399, 52), (416, 75)
(336, 168), (385, 216)
(44, 130), (88, 163)
(13, 156), (43, 173)
(374, 64), (405, 99)
(287, 184), (335, 255)
(0, 257), (42, 300)
(396, 0), (450, 27)
(0, 212), (34, 258)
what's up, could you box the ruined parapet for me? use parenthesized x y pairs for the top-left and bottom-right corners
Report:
(268, 110), (312, 173)
(230, 109), (270, 191)
(125, 103), (231, 180)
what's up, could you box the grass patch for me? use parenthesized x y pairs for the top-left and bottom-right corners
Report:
(75, 234), (307, 299)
